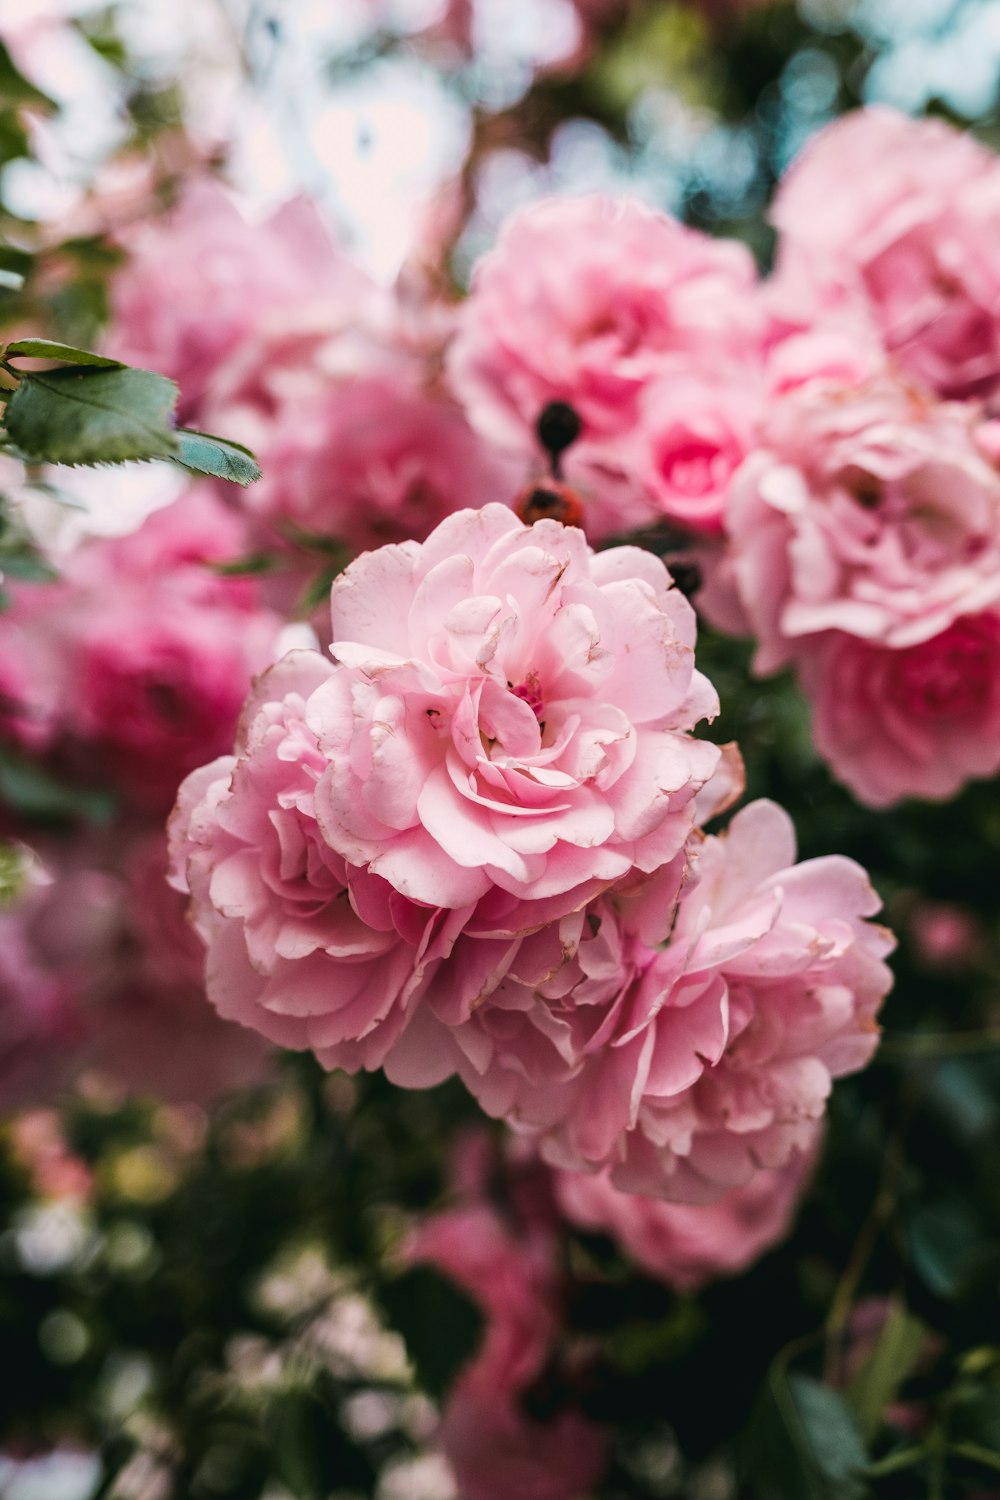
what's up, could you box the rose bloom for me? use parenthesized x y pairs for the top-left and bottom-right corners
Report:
(170, 505), (718, 1069)
(398, 799), (891, 1203)
(169, 652), (473, 1074)
(0, 491), (288, 815)
(108, 179), (375, 423)
(310, 504), (719, 907)
(208, 364), (520, 560)
(449, 192), (762, 460)
(708, 373), (1000, 677)
(632, 371), (760, 534)
(0, 828), (270, 1106)
(797, 612), (1000, 807)
(770, 106), (1000, 401)
(406, 1200), (609, 1500)
(555, 1130), (818, 1290)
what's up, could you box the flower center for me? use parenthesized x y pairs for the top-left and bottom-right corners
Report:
(510, 670), (544, 721)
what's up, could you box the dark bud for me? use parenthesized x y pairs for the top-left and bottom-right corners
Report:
(515, 481), (586, 531)
(536, 401), (582, 477)
(666, 560), (702, 600)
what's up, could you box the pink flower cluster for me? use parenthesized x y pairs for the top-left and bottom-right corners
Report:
(404, 1114), (816, 1499)
(108, 179), (515, 582)
(555, 1136), (818, 1291)
(100, 107), (1000, 813)
(698, 106), (1000, 806)
(437, 113), (1000, 808)
(170, 506), (892, 1204)
(0, 828), (270, 1110)
(0, 489), (288, 814)
(0, 490), (285, 1108)
(449, 193), (765, 538)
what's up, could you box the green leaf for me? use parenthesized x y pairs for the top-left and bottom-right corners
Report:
(0, 549), (58, 583)
(0, 245), (33, 282)
(269, 1389), (374, 1500)
(907, 1200), (981, 1298)
(948, 1382), (1000, 1455)
(846, 1299), (927, 1441)
(0, 842), (31, 906)
(4, 366), (179, 466)
(740, 1369), (870, 1500)
(865, 1444), (929, 1479)
(3, 338), (125, 368)
(0, 109), (31, 166)
(175, 428), (262, 486)
(376, 1265), (483, 1401)
(211, 553), (281, 577)
(0, 748), (117, 824)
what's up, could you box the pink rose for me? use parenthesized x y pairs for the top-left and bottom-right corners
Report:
(0, 828), (270, 1105)
(436, 1391), (609, 1500)
(555, 1132), (818, 1289)
(168, 653), (468, 1074)
(632, 372), (760, 534)
(109, 180), (373, 422)
(405, 800), (891, 1203)
(771, 106), (1000, 400)
(406, 1204), (555, 1391)
(0, 491), (288, 814)
(212, 367), (520, 559)
(448, 194), (763, 523)
(311, 504), (719, 907)
(709, 374), (1000, 676)
(798, 614), (1000, 807)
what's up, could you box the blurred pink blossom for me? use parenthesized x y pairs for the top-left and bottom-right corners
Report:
(108, 180), (373, 423)
(908, 902), (982, 969)
(556, 1131), (818, 1289)
(0, 868), (77, 1109)
(213, 367), (520, 559)
(9, 1110), (93, 1201)
(0, 490), (288, 815)
(799, 614), (1000, 807)
(407, 1196), (609, 1500)
(0, 827), (271, 1106)
(449, 194), (763, 537)
(771, 106), (1000, 401)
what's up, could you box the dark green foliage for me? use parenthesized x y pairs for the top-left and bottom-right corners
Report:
(377, 1266), (484, 1401)
(4, 365), (179, 466)
(175, 430), (263, 487)
(739, 1371), (870, 1499)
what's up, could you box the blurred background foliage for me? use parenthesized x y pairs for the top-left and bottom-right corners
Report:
(3, 2), (1000, 1498)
